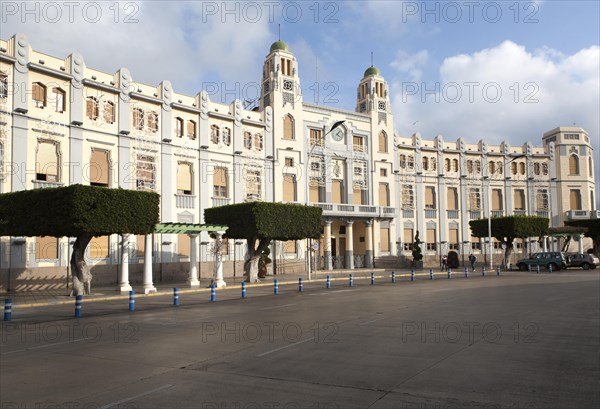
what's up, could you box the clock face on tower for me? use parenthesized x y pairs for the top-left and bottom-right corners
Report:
(332, 127), (344, 142)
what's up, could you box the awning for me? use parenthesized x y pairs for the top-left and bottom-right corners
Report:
(154, 223), (228, 234)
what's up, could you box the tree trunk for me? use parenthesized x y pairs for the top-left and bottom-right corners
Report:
(503, 238), (515, 268)
(71, 233), (93, 296)
(243, 237), (270, 283)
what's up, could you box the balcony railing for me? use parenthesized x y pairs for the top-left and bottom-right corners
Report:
(175, 194), (195, 209)
(425, 209), (437, 219)
(566, 210), (600, 220)
(381, 207), (396, 217)
(513, 210), (526, 216)
(491, 210), (504, 218)
(212, 197), (231, 207)
(469, 211), (481, 220)
(447, 210), (459, 219)
(33, 180), (64, 189)
(402, 209), (414, 218)
(536, 210), (549, 218)
(311, 203), (393, 217)
(359, 206), (377, 213)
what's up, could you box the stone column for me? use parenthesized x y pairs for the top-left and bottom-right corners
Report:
(188, 234), (200, 287)
(365, 219), (374, 268)
(578, 234), (584, 255)
(143, 234), (156, 294)
(324, 220), (332, 271)
(119, 234), (132, 293)
(543, 236), (548, 252)
(346, 220), (354, 270)
(212, 232), (226, 287)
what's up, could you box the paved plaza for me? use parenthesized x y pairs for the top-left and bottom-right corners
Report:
(1, 270), (598, 408)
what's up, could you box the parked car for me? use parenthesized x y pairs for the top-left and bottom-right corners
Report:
(516, 252), (568, 271)
(566, 253), (600, 270)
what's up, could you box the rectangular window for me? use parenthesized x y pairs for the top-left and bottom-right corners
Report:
(89, 236), (109, 259)
(536, 189), (549, 210)
(425, 186), (436, 209)
(403, 228), (413, 251)
(246, 169), (262, 200)
(177, 162), (193, 195)
(136, 155), (155, 190)
(283, 174), (296, 202)
(492, 189), (503, 210)
(52, 87), (65, 113)
(87, 97), (99, 120)
(310, 129), (323, 146)
(284, 157), (294, 167)
(178, 235), (190, 257)
(514, 189), (525, 210)
(309, 184), (320, 203)
(380, 168), (387, 177)
(469, 188), (481, 210)
(402, 185), (414, 209)
(353, 136), (364, 152)
(133, 108), (144, 130)
(36, 236), (58, 260)
(447, 187), (458, 210)
(90, 149), (110, 187)
(570, 190), (582, 210)
(449, 229), (459, 250)
(103, 101), (115, 123)
(284, 240), (297, 254)
(380, 228), (390, 252)
(36, 141), (59, 182)
(0, 75), (7, 99)
(136, 235), (146, 257)
(213, 167), (228, 198)
(353, 187), (363, 205)
(187, 120), (196, 140)
(148, 112), (158, 132)
(32, 82), (46, 108)
(175, 117), (184, 138)
(379, 183), (389, 207)
(331, 180), (343, 204)
(426, 229), (436, 251)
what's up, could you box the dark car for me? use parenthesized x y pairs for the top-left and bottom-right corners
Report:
(516, 252), (568, 271)
(566, 253), (600, 270)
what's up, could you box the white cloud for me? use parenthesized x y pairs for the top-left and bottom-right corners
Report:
(390, 49), (429, 81)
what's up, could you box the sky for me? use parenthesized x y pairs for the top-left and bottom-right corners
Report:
(1, 0), (599, 204)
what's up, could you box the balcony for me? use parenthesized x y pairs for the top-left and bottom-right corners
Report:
(513, 210), (526, 216)
(469, 211), (481, 220)
(212, 197), (231, 207)
(311, 203), (391, 218)
(447, 210), (459, 219)
(33, 180), (64, 189)
(425, 209), (437, 219)
(402, 209), (414, 218)
(536, 210), (549, 218)
(566, 210), (600, 220)
(380, 207), (396, 218)
(175, 194), (195, 209)
(491, 210), (504, 218)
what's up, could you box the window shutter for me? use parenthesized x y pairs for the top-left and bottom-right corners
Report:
(379, 183), (389, 206)
(283, 174), (296, 202)
(353, 187), (362, 205)
(380, 228), (390, 252)
(89, 236), (109, 259)
(37, 142), (59, 178)
(309, 184), (319, 203)
(90, 149), (109, 186)
(331, 180), (342, 204)
(177, 163), (192, 193)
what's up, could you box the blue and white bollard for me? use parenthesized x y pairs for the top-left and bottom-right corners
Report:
(464, 266), (469, 278)
(210, 284), (216, 302)
(129, 290), (135, 311)
(349, 273), (354, 287)
(509, 264), (513, 271)
(448, 268), (452, 279)
(482, 266), (486, 277)
(528, 264), (532, 272)
(536, 265), (540, 274)
(274, 279), (279, 295)
(548, 264), (553, 273)
(429, 269), (434, 280)
(4, 298), (12, 321)
(298, 277), (304, 292)
(326, 275), (331, 289)
(496, 266), (501, 276)
(411, 270), (415, 282)
(173, 288), (179, 306)
(371, 272), (375, 285)
(74, 295), (83, 318)
(241, 282), (247, 299)
(392, 271), (396, 283)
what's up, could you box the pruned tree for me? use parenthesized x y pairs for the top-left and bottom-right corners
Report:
(566, 219), (600, 255)
(205, 202), (322, 283)
(0, 185), (159, 295)
(469, 216), (549, 267)
(412, 231), (423, 261)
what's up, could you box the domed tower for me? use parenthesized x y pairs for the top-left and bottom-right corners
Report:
(259, 40), (302, 111)
(356, 66), (392, 119)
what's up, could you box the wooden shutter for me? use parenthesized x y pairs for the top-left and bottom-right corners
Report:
(447, 187), (457, 210)
(514, 190), (524, 209)
(404, 228), (413, 245)
(379, 183), (389, 206)
(283, 115), (294, 140)
(37, 142), (58, 178)
(283, 174), (296, 202)
(353, 187), (363, 205)
(425, 187), (435, 208)
(90, 149), (109, 186)
(449, 229), (459, 245)
(379, 131), (387, 152)
(380, 228), (390, 252)
(332, 180), (342, 204)
(492, 189), (502, 210)
(177, 163), (192, 193)
(36, 236), (58, 260)
(426, 229), (436, 246)
(309, 184), (319, 203)
(570, 190), (581, 210)
(33, 83), (45, 105)
(284, 240), (296, 254)
(89, 236), (109, 259)
(178, 235), (190, 257)
(136, 235), (145, 257)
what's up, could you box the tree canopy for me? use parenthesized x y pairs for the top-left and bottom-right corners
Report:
(0, 184), (160, 237)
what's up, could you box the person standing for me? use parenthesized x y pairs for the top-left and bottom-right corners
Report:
(469, 254), (476, 271)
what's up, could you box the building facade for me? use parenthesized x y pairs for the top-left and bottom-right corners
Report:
(0, 34), (597, 291)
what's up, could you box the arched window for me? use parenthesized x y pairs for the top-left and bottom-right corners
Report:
(283, 114), (294, 140)
(542, 163), (548, 175)
(518, 162), (525, 175)
(430, 157), (437, 171)
(422, 157), (429, 171)
(589, 157), (593, 177)
(378, 131), (388, 153)
(445, 158), (450, 172)
(86, 97), (99, 120)
(399, 154), (406, 169)
(451, 159), (458, 172)
(534, 162), (541, 175)
(569, 155), (579, 175)
(511, 162), (517, 175)
(244, 131), (253, 149)
(211, 125), (220, 144)
(254, 133), (263, 151)
(467, 160), (473, 173)
(222, 127), (231, 146)
(489, 161), (495, 174)
(474, 160), (481, 173)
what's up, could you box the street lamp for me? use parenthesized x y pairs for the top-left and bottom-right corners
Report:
(305, 120), (345, 281)
(485, 154), (526, 269)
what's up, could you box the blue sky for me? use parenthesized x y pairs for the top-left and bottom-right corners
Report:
(2, 0), (599, 203)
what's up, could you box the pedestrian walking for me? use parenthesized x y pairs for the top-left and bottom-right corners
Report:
(469, 254), (477, 271)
